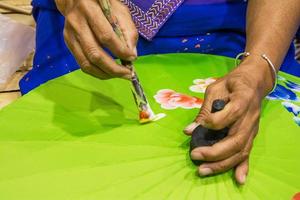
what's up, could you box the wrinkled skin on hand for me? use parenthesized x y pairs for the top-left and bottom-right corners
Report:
(184, 58), (274, 185)
(55, 0), (138, 80)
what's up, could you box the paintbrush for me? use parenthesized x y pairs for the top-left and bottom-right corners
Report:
(99, 0), (165, 123)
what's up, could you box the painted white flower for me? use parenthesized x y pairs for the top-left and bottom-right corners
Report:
(282, 101), (300, 116)
(277, 75), (286, 81)
(293, 116), (300, 127)
(189, 78), (217, 93)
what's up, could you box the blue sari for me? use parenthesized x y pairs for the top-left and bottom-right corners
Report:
(20, 0), (300, 94)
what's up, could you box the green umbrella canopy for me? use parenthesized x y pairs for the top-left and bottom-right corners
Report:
(0, 53), (299, 200)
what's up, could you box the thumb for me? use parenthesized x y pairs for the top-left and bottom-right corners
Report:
(183, 97), (212, 135)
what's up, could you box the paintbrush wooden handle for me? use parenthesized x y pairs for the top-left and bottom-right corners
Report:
(98, 0), (126, 44)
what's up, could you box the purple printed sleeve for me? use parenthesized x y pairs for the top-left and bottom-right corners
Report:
(121, 0), (185, 40)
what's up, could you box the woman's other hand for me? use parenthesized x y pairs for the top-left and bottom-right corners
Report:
(184, 57), (274, 185)
(55, 0), (138, 80)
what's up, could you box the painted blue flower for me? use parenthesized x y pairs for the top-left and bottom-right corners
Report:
(293, 117), (300, 126)
(284, 80), (300, 93)
(282, 101), (300, 116)
(277, 75), (286, 81)
(267, 85), (299, 102)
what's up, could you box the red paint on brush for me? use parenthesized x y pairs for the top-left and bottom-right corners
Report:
(139, 110), (150, 120)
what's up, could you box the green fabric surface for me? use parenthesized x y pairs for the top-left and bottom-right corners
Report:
(0, 53), (299, 199)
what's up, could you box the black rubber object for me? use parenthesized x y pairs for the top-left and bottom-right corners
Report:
(211, 99), (226, 113)
(190, 99), (229, 165)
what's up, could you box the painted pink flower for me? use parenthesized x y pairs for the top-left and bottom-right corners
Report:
(293, 192), (300, 200)
(154, 89), (203, 110)
(189, 78), (217, 93)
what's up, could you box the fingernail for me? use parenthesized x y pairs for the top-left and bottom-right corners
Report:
(191, 150), (204, 160)
(133, 47), (138, 57)
(127, 55), (137, 61)
(122, 74), (133, 80)
(199, 167), (213, 176)
(239, 175), (247, 185)
(184, 122), (199, 133)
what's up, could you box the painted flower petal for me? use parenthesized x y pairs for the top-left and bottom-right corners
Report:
(277, 75), (286, 81)
(179, 99), (200, 109)
(195, 98), (204, 106)
(293, 116), (300, 127)
(267, 85), (299, 102)
(189, 85), (206, 93)
(190, 78), (217, 93)
(154, 89), (176, 105)
(168, 94), (199, 109)
(160, 103), (178, 110)
(154, 89), (175, 98)
(205, 78), (217, 84)
(285, 80), (300, 93)
(154, 89), (203, 110)
(282, 102), (300, 116)
(193, 79), (205, 85)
